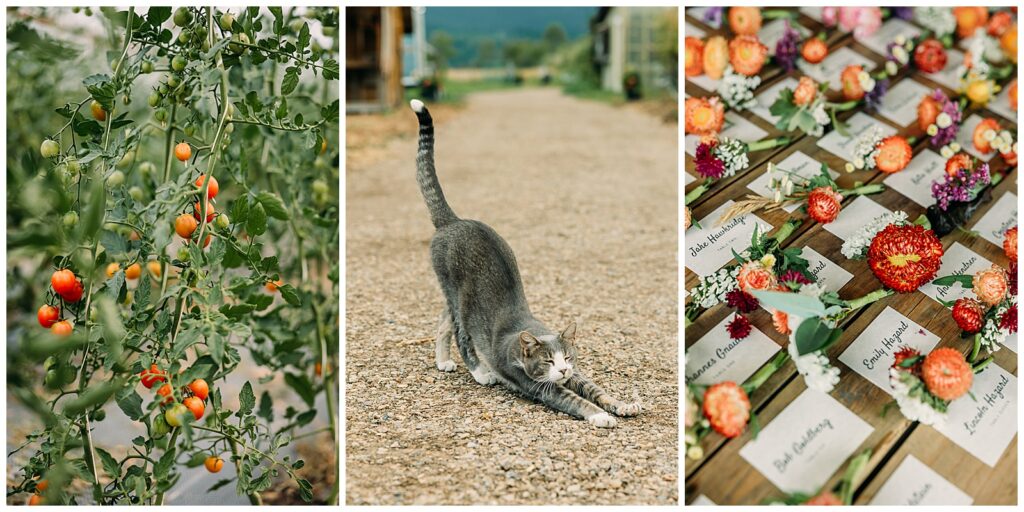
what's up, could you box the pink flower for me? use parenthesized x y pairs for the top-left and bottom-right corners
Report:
(822, 7), (838, 27)
(838, 7), (883, 40)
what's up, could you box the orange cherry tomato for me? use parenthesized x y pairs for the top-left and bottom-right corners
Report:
(37, 305), (60, 328)
(204, 455), (224, 473)
(195, 175), (219, 199)
(51, 320), (73, 337)
(187, 379), (209, 400)
(175, 213), (198, 239)
(174, 142), (192, 162)
(183, 396), (205, 420)
(140, 364), (166, 389)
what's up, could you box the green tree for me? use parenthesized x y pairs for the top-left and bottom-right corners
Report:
(474, 37), (498, 68)
(542, 23), (567, 50)
(428, 30), (456, 73)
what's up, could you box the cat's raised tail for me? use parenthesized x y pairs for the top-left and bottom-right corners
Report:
(411, 99), (457, 228)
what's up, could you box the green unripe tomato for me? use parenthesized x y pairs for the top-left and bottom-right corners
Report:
(129, 186), (144, 201)
(152, 413), (171, 438)
(84, 7), (92, 16)
(44, 370), (60, 388)
(138, 161), (156, 178)
(224, 122), (234, 134)
(214, 213), (230, 230)
(171, 55), (187, 72)
(167, 74), (181, 88)
(44, 356), (57, 370)
(194, 25), (208, 40)
(90, 409), (106, 421)
(72, 7), (80, 13)
(63, 211), (79, 227)
(40, 139), (60, 159)
(148, 92), (161, 108)
(155, 109), (168, 122)
(141, 60), (153, 74)
(173, 7), (192, 27)
(177, 246), (190, 262)
(226, 102), (234, 118)
(312, 179), (329, 196)
(183, 125), (195, 137)
(229, 33), (250, 54)
(289, 19), (304, 34)
(165, 403), (189, 427)
(116, 150), (134, 169)
(106, 170), (125, 188)
(158, 83), (168, 95)
(219, 12), (235, 31)
(110, 58), (120, 71)
(323, 25), (336, 37)
(178, 29), (191, 45)
(66, 157), (81, 176)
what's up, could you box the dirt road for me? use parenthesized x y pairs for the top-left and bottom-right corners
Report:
(345, 87), (678, 505)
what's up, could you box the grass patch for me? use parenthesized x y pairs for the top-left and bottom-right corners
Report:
(405, 78), (536, 104)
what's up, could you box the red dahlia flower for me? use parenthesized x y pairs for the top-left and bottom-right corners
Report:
(867, 224), (944, 293)
(727, 315), (753, 340)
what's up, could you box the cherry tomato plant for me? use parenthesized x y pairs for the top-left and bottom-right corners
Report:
(7, 7), (339, 505)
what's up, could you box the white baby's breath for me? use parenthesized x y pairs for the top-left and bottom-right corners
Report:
(788, 342), (840, 393)
(841, 211), (909, 260)
(889, 368), (947, 426)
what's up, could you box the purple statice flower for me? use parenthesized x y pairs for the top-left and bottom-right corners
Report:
(931, 163), (991, 210)
(694, 141), (726, 179)
(864, 78), (889, 113)
(890, 7), (914, 20)
(928, 89), (962, 148)
(775, 21), (800, 72)
(702, 7), (724, 29)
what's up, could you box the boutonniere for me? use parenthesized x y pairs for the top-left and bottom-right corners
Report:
(934, 262), (1017, 361)
(767, 450), (871, 505)
(845, 128), (914, 174)
(769, 77), (858, 137)
(960, 34), (1016, 106)
(917, 88), (963, 154)
(914, 8), (957, 46)
(685, 351), (789, 459)
(839, 64), (890, 112)
(717, 162), (884, 225)
(926, 153), (1007, 237)
(840, 211), (945, 293)
(686, 134), (791, 206)
(888, 346), (975, 425)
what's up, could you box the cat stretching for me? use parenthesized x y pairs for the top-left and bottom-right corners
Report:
(410, 99), (641, 428)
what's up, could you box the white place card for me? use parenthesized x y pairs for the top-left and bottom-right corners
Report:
(684, 170), (696, 185)
(918, 242), (993, 307)
(801, 246), (854, 292)
(750, 76), (799, 124)
(838, 307), (941, 395)
(823, 196), (892, 242)
(684, 21), (707, 39)
(971, 192), (1017, 249)
(747, 150), (837, 213)
(859, 19), (922, 57)
(1005, 332), (1018, 353)
(957, 114), (997, 162)
(760, 18), (807, 56)
(739, 389), (873, 494)
(799, 6), (823, 22)
(869, 455), (973, 506)
(988, 80), (1016, 121)
(797, 47), (876, 91)
(691, 494), (716, 506)
(922, 49), (965, 91)
(688, 73), (720, 94)
(686, 316), (780, 386)
(817, 112), (897, 161)
(884, 149), (946, 207)
(933, 363), (1017, 467)
(877, 79), (932, 127)
(685, 201), (772, 277)
(686, 111), (768, 157)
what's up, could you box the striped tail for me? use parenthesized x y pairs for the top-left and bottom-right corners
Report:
(410, 99), (457, 229)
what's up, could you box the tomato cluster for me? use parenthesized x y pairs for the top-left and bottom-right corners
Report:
(37, 269), (87, 337)
(139, 363), (212, 429)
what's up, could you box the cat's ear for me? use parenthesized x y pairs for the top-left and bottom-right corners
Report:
(519, 331), (541, 353)
(560, 322), (577, 346)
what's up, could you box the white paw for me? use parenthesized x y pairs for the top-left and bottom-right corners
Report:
(613, 402), (642, 417)
(470, 368), (497, 385)
(436, 360), (456, 372)
(587, 412), (618, 428)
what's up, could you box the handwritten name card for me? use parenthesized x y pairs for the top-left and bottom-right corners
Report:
(685, 201), (772, 277)
(877, 79), (931, 128)
(838, 307), (940, 394)
(970, 192), (1017, 249)
(750, 76), (798, 124)
(798, 47), (876, 91)
(860, 19), (922, 57)
(686, 111), (768, 157)
(869, 455), (972, 506)
(884, 149), (946, 207)
(988, 80), (1017, 121)
(823, 195), (892, 242)
(739, 389), (873, 494)
(956, 114), (997, 162)
(918, 242), (993, 307)
(817, 112), (897, 161)
(933, 363), (1017, 467)
(686, 316), (780, 386)
(747, 151), (838, 213)
(801, 247), (853, 292)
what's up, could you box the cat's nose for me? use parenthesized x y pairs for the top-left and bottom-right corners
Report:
(561, 368), (572, 378)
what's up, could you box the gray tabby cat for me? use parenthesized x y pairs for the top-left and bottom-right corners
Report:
(410, 99), (641, 428)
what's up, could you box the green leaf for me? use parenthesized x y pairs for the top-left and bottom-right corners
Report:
(115, 385), (144, 421)
(281, 67), (300, 95)
(238, 382), (256, 417)
(246, 202), (267, 236)
(931, 275), (973, 288)
(284, 372), (315, 406)
(277, 283), (301, 306)
(256, 191), (289, 220)
(794, 317), (843, 355)
(749, 290), (827, 318)
(220, 303), (257, 319)
(258, 391), (273, 421)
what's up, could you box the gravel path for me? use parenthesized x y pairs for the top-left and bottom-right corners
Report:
(345, 88), (678, 505)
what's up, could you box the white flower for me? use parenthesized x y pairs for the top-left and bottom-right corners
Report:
(714, 136), (750, 177)
(854, 157), (865, 169)
(845, 162), (855, 173)
(915, 7), (956, 39)
(717, 66), (762, 111)
(936, 112), (952, 128)
(841, 211), (909, 260)
(927, 124), (939, 136)
(978, 297), (1016, 352)
(894, 35), (906, 46)
(892, 46), (909, 65)
(984, 129), (997, 141)
(691, 266), (740, 309)
(798, 282), (826, 299)
(811, 103), (830, 126)
(788, 342), (840, 393)
(885, 60), (898, 76)
(890, 368), (947, 426)
(940, 145), (954, 158)
(949, 141), (961, 153)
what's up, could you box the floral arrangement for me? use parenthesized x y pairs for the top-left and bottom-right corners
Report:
(917, 89), (962, 153)
(889, 347), (974, 425)
(716, 161), (884, 226)
(769, 77), (857, 137)
(915, 7), (957, 45)
(685, 32), (770, 81)
(958, 28), (1017, 106)
(840, 211), (944, 293)
(822, 7), (882, 40)
(839, 64), (889, 111)
(845, 127), (913, 174)
(686, 134), (791, 206)
(972, 117), (1017, 163)
(926, 153), (1006, 237)
(767, 450), (871, 505)
(684, 96), (725, 137)
(936, 261), (1017, 360)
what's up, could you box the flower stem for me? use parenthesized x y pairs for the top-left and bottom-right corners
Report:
(746, 136), (790, 153)
(828, 100), (860, 112)
(763, 9), (797, 20)
(841, 183), (885, 197)
(972, 355), (993, 373)
(991, 172), (1004, 187)
(771, 219), (801, 244)
(742, 350), (790, 394)
(845, 288), (894, 311)
(685, 179), (713, 205)
(970, 333), (982, 363)
(912, 214), (931, 229)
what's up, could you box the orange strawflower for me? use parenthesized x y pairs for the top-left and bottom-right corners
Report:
(729, 35), (768, 76)
(793, 76), (817, 106)
(953, 7), (989, 39)
(685, 37), (704, 76)
(684, 97), (725, 137)
(703, 36), (729, 80)
(728, 7), (762, 36)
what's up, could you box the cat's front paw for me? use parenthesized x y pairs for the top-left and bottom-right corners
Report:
(436, 360), (456, 372)
(612, 401), (642, 417)
(587, 412), (618, 428)
(470, 368), (497, 386)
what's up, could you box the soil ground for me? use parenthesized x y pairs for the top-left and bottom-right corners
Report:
(345, 87), (678, 505)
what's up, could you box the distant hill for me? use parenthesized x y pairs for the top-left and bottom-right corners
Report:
(423, 7), (596, 68)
